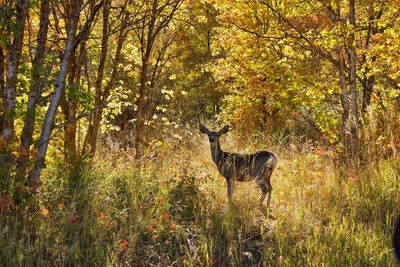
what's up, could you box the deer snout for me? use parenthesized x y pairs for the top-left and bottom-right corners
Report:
(209, 137), (217, 143)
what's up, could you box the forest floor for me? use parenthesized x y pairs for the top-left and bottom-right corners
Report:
(1, 135), (399, 266)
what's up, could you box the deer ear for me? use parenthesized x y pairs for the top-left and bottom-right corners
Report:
(219, 125), (230, 135)
(199, 124), (210, 134)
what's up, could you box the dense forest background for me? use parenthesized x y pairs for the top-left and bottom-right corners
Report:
(1, 0), (399, 266)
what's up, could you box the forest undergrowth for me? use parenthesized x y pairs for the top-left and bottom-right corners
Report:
(1, 133), (399, 266)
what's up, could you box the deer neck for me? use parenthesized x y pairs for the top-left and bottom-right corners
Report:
(210, 140), (223, 165)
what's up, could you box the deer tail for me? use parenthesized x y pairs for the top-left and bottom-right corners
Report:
(263, 156), (277, 177)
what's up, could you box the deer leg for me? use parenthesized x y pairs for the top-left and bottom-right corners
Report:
(266, 181), (273, 209)
(227, 179), (234, 203)
(259, 183), (268, 209)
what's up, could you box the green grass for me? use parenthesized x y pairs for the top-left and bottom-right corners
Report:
(1, 143), (399, 266)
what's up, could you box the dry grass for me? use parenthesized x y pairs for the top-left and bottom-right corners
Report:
(1, 133), (399, 266)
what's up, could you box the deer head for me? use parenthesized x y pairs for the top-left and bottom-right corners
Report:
(199, 124), (229, 143)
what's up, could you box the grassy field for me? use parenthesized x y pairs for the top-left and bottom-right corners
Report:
(1, 135), (399, 266)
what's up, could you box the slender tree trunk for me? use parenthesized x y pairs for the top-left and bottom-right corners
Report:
(135, 61), (149, 160)
(17, 0), (50, 180)
(83, 1), (127, 156)
(132, 0), (181, 160)
(61, 48), (79, 164)
(361, 69), (375, 115)
(87, 31), (125, 155)
(0, 3), (5, 133)
(360, 10), (381, 116)
(64, 110), (78, 164)
(135, 1), (158, 160)
(61, 102), (78, 165)
(2, 0), (29, 141)
(63, 42), (85, 164)
(0, 44), (6, 186)
(27, 3), (81, 187)
(82, 0), (110, 156)
(338, 51), (351, 161)
(348, 0), (359, 167)
(0, 48), (5, 134)
(27, 0), (103, 187)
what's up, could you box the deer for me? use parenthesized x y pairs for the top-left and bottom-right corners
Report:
(199, 124), (278, 210)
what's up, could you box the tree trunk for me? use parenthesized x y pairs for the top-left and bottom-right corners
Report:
(361, 67), (375, 115)
(27, 0), (104, 187)
(61, 48), (78, 164)
(338, 51), (351, 161)
(82, 0), (110, 156)
(135, 0), (158, 160)
(2, 0), (29, 141)
(17, 0), (50, 180)
(82, 0), (127, 156)
(348, 0), (359, 167)
(62, 41), (85, 165)
(132, 0), (181, 160)
(27, 2), (81, 187)
(0, 48), (5, 134)
(360, 10), (382, 116)
(87, 33), (125, 155)
(135, 61), (149, 160)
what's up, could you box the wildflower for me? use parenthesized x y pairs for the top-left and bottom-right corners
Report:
(162, 213), (169, 222)
(70, 215), (79, 225)
(147, 224), (156, 232)
(147, 219), (158, 232)
(158, 196), (163, 205)
(169, 221), (178, 231)
(119, 239), (128, 251)
(40, 208), (49, 218)
(314, 147), (325, 156)
(100, 212), (108, 220)
(0, 196), (14, 212)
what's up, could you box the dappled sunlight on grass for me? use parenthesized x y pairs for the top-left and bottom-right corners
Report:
(1, 140), (399, 266)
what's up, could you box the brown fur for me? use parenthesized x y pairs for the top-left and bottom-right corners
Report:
(200, 124), (278, 209)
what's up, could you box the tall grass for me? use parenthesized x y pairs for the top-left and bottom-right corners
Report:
(1, 137), (399, 266)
